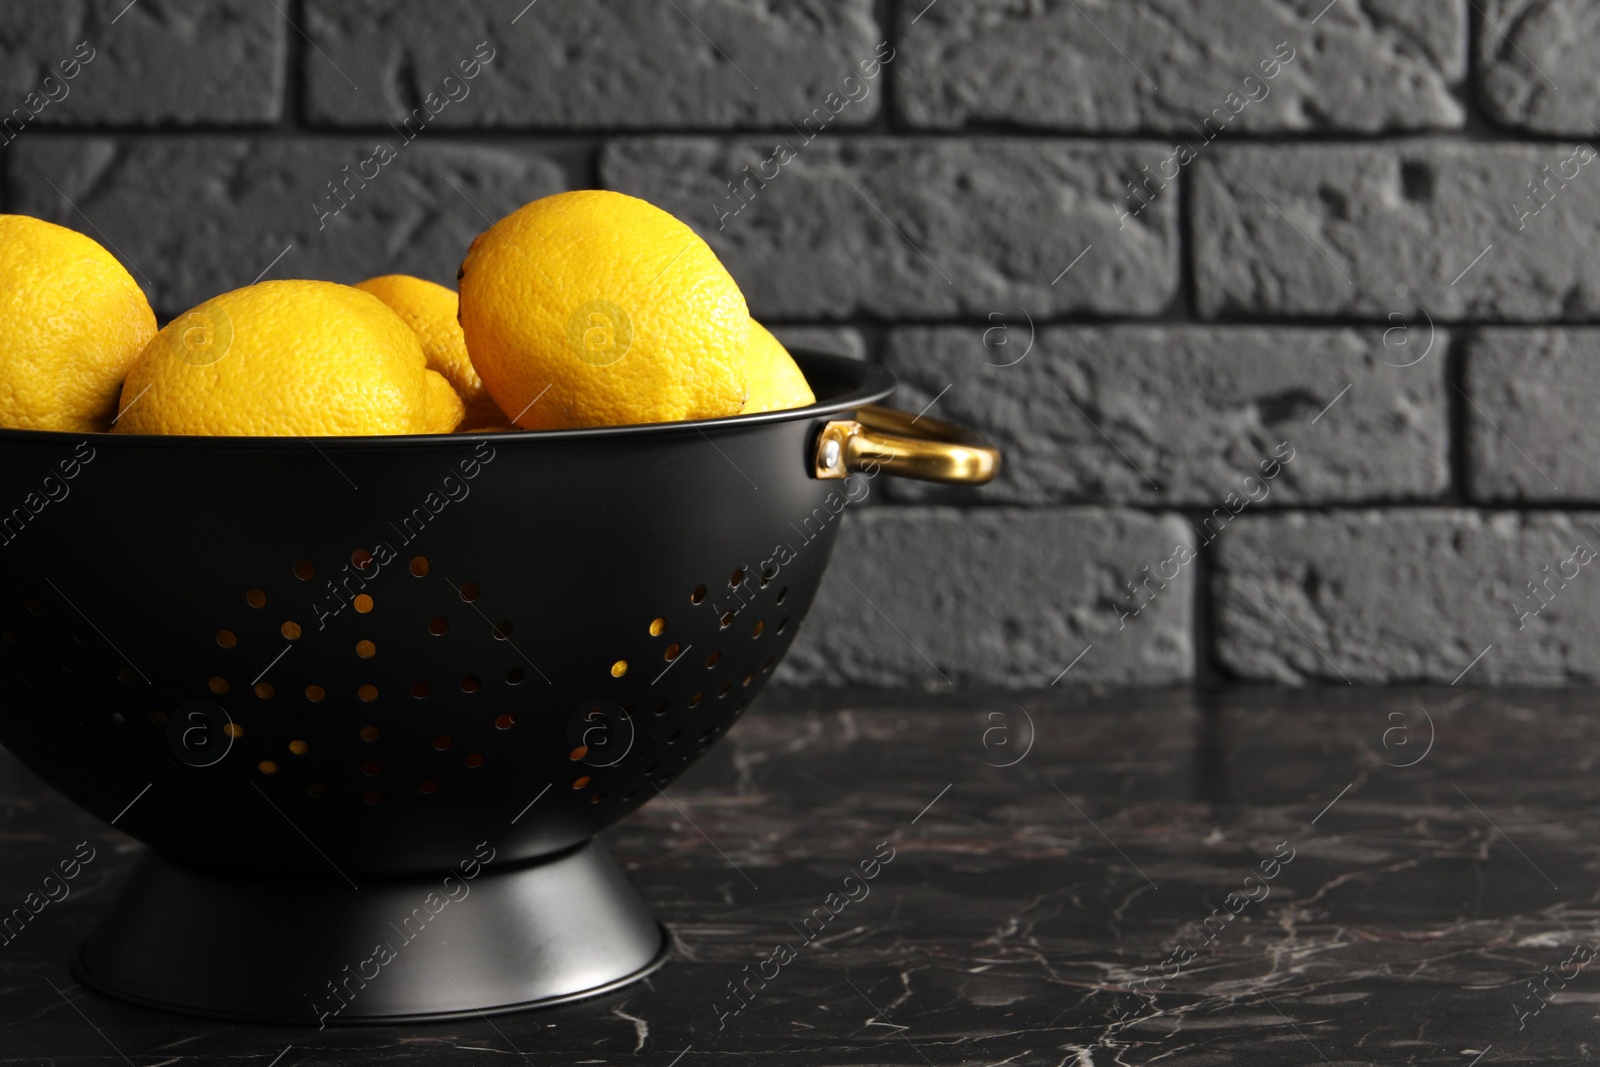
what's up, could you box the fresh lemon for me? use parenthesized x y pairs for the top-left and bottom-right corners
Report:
(354, 274), (503, 429)
(0, 214), (156, 432)
(743, 321), (815, 413)
(112, 279), (463, 437)
(458, 190), (749, 430)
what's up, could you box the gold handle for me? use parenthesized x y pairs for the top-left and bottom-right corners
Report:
(814, 404), (1001, 484)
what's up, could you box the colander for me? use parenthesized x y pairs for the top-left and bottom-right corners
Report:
(0, 352), (998, 1025)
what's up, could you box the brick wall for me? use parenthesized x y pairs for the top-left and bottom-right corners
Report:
(2, 1), (1592, 688)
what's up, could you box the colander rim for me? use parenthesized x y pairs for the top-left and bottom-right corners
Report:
(0, 351), (895, 451)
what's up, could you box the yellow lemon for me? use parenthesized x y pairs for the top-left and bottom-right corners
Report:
(0, 214), (156, 432)
(458, 190), (749, 430)
(113, 280), (463, 437)
(743, 321), (815, 413)
(354, 274), (504, 429)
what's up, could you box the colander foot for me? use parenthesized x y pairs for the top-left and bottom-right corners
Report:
(72, 839), (667, 1025)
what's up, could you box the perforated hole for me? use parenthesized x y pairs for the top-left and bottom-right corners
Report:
(719, 612), (734, 629)
(281, 621), (302, 640)
(742, 672), (754, 687)
(506, 668), (525, 685)
(208, 677), (228, 695)
(306, 685), (326, 702)
(288, 740), (308, 756)
(429, 616), (449, 636)
(495, 714), (515, 730)
(116, 664), (137, 684)
(718, 681), (733, 698)
(358, 684), (378, 702)
(691, 585), (707, 604)
(410, 556), (430, 577)
(573, 775), (591, 789)
(356, 639), (376, 658)
(360, 726), (380, 742)
(255, 682), (274, 700)
(433, 734), (452, 750)
(246, 589), (267, 609)
(0, 628), (13, 645)
(569, 745), (588, 761)
(362, 761), (381, 776)
(411, 680), (431, 698)
(224, 722), (244, 739)
(364, 791), (383, 805)
(307, 784), (326, 798)
(419, 780), (438, 795)
(730, 567), (746, 587)
(776, 618), (788, 634)
(465, 753), (484, 768)
(688, 692), (702, 708)
(24, 597), (43, 617)
(663, 643), (681, 662)
(351, 548), (374, 571)
(354, 594), (374, 614)
(590, 793), (605, 804)
(667, 730), (682, 745)
(649, 617), (666, 636)
(752, 620), (764, 639)
(776, 587), (789, 604)
(611, 660), (628, 678)
(705, 650), (720, 669)
(459, 582), (480, 602)
(492, 621), (513, 640)
(294, 560), (315, 581)
(259, 760), (278, 775)
(216, 630), (237, 649)
(460, 676), (481, 693)
(149, 710), (167, 725)
(655, 700), (670, 715)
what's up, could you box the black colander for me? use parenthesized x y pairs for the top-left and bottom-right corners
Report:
(0, 353), (997, 1024)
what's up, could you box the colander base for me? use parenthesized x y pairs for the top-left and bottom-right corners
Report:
(72, 839), (667, 1025)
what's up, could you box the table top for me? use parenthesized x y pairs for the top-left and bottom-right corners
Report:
(1, 686), (1595, 1065)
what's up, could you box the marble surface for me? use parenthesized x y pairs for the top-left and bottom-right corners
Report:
(2, 686), (1598, 1065)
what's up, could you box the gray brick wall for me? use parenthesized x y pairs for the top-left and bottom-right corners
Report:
(3, 0), (1593, 687)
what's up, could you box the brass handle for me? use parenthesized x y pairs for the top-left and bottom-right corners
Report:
(814, 404), (1001, 484)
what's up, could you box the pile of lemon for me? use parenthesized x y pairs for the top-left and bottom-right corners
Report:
(0, 190), (814, 437)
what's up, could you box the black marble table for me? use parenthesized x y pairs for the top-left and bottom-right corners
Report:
(2, 686), (1598, 1065)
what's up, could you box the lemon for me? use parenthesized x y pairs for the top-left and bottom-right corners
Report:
(743, 321), (815, 413)
(354, 274), (504, 429)
(458, 190), (749, 430)
(0, 215), (156, 432)
(112, 280), (463, 437)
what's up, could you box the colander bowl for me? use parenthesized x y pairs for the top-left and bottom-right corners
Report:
(0, 352), (997, 1024)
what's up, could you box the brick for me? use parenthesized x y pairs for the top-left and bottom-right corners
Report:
(776, 508), (1194, 687)
(880, 325), (1449, 507)
(303, 0), (882, 129)
(769, 327), (867, 362)
(603, 138), (1178, 320)
(1194, 141), (1600, 320)
(10, 137), (566, 315)
(1476, 1), (1598, 134)
(1214, 510), (1600, 685)
(0, 1), (284, 126)
(1465, 328), (1600, 502)
(896, 0), (1464, 132)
